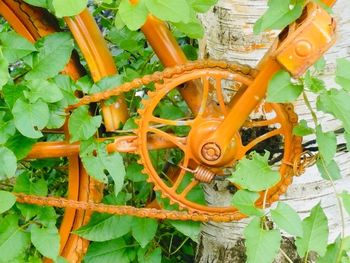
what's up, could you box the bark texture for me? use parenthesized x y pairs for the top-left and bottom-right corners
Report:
(196, 1), (350, 262)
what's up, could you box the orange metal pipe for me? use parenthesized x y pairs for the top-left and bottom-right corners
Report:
(65, 10), (128, 131)
(210, 59), (282, 155)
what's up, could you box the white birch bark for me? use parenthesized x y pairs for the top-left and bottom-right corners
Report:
(196, 1), (350, 262)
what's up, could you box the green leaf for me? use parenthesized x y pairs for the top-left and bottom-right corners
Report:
(47, 101), (66, 129)
(0, 191), (16, 214)
(229, 151), (280, 191)
(0, 32), (36, 63)
(271, 202), (303, 237)
(317, 89), (350, 132)
(74, 213), (133, 242)
(84, 238), (129, 263)
(316, 125), (336, 165)
(169, 220), (200, 243)
(12, 98), (49, 139)
(253, 0), (304, 34)
(295, 203), (329, 257)
(304, 71), (326, 93)
(5, 131), (36, 160)
(118, 0), (148, 31)
(316, 158), (341, 181)
(0, 214), (30, 262)
(244, 217), (281, 263)
(314, 57), (326, 72)
(231, 190), (263, 217)
(339, 191), (350, 217)
(24, 79), (63, 103)
(68, 106), (101, 143)
(25, 33), (74, 80)
(126, 163), (147, 182)
(0, 48), (9, 90)
(132, 218), (158, 248)
(52, 0), (87, 18)
(188, 0), (218, 13)
(2, 84), (26, 109)
(266, 70), (303, 103)
(0, 112), (16, 144)
(0, 146), (17, 179)
(172, 18), (204, 39)
(31, 224), (59, 260)
(80, 140), (125, 196)
(54, 75), (78, 105)
(23, 0), (49, 8)
(336, 58), (350, 91)
(293, 120), (314, 136)
(89, 75), (123, 94)
(317, 237), (343, 263)
(145, 0), (190, 23)
(137, 247), (161, 263)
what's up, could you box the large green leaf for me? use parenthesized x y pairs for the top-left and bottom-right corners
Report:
(2, 84), (26, 109)
(145, 0), (190, 23)
(295, 203), (329, 257)
(336, 58), (350, 91)
(231, 190), (263, 217)
(173, 18), (204, 39)
(316, 125), (336, 165)
(118, 0), (148, 31)
(25, 33), (74, 80)
(229, 151), (280, 191)
(68, 106), (101, 143)
(0, 48), (9, 90)
(0, 191), (16, 214)
(126, 163), (147, 182)
(24, 79), (63, 104)
(0, 214), (30, 262)
(12, 98), (49, 139)
(0, 32), (36, 63)
(339, 191), (350, 216)
(244, 217), (281, 263)
(5, 131), (36, 160)
(169, 220), (200, 243)
(30, 225), (59, 260)
(23, 0), (49, 8)
(52, 0), (87, 18)
(0, 146), (17, 179)
(253, 0), (304, 34)
(0, 112), (16, 144)
(317, 237), (343, 263)
(266, 70), (303, 103)
(84, 238), (129, 263)
(317, 89), (350, 132)
(132, 218), (158, 248)
(74, 213), (133, 242)
(80, 140), (126, 196)
(271, 202), (303, 237)
(316, 158), (341, 181)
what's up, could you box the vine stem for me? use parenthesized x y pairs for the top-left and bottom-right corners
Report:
(302, 91), (346, 262)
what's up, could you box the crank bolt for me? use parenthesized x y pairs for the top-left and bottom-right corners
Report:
(201, 143), (222, 161)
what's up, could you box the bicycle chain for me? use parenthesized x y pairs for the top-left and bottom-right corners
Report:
(17, 60), (304, 222)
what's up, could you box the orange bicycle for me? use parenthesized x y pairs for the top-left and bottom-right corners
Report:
(0, 0), (337, 261)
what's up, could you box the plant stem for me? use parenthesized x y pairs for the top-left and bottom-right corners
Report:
(302, 91), (318, 127)
(279, 248), (294, 263)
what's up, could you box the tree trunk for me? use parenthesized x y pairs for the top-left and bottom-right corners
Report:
(196, 1), (350, 262)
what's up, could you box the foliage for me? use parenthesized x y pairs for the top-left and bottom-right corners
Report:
(1, 0), (350, 262)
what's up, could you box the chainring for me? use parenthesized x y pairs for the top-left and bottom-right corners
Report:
(136, 61), (302, 216)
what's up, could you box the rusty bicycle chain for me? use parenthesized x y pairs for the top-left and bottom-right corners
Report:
(16, 60), (305, 222)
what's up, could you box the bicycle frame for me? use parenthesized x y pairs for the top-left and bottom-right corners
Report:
(9, 0), (335, 163)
